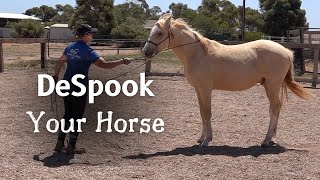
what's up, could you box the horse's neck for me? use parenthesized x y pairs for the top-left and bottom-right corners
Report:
(170, 30), (205, 68)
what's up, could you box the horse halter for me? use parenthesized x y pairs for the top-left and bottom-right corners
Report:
(146, 24), (201, 57)
(146, 25), (173, 56)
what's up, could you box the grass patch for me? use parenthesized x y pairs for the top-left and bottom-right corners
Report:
(106, 50), (183, 73)
(6, 53), (318, 80)
(147, 51), (183, 73)
(5, 59), (57, 70)
(5, 50), (182, 73)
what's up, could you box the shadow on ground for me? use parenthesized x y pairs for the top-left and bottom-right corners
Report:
(33, 151), (114, 167)
(124, 144), (306, 159)
(33, 152), (74, 168)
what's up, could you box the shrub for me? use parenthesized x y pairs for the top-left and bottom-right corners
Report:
(110, 21), (148, 47)
(7, 20), (45, 38)
(111, 17), (147, 41)
(245, 31), (264, 42)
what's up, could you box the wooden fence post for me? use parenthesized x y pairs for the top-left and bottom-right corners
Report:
(41, 42), (47, 69)
(312, 48), (319, 88)
(308, 33), (312, 44)
(300, 28), (304, 43)
(0, 43), (3, 73)
(145, 60), (151, 74)
(117, 41), (120, 54)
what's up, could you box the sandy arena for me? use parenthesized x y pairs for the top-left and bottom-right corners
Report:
(1, 59), (320, 179)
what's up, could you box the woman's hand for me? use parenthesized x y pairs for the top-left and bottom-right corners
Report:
(122, 58), (133, 65)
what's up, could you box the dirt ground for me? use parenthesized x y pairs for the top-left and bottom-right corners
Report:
(1, 44), (320, 179)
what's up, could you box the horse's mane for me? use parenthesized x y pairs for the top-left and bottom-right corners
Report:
(172, 18), (212, 55)
(158, 14), (220, 55)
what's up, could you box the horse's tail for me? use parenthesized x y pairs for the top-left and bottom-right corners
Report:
(283, 49), (312, 100)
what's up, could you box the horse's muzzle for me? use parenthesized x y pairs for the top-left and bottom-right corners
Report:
(142, 44), (156, 58)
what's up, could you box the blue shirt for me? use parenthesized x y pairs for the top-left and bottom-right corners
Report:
(63, 40), (100, 91)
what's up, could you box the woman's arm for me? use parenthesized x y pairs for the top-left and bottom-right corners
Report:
(54, 54), (67, 80)
(94, 57), (131, 69)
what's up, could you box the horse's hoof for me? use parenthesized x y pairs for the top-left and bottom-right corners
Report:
(261, 141), (277, 148)
(197, 139), (203, 144)
(200, 142), (209, 147)
(261, 143), (270, 148)
(269, 141), (276, 146)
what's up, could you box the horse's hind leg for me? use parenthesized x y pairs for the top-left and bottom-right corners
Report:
(195, 87), (212, 147)
(262, 81), (282, 147)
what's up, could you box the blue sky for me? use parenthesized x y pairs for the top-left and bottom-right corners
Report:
(0, 0), (318, 27)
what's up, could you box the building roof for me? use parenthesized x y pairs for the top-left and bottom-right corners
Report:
(0, 13), (41, 21)
(50, 24), (69, 28)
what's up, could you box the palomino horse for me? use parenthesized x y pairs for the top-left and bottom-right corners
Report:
(142, 14), (312, 147)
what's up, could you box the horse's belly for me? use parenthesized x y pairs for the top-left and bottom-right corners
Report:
(184, 61), (262, 91)
(212, 72), (261, 91)
(213, 81), (258, 91)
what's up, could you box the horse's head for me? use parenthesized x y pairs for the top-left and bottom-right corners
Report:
(142, 14), (172, 58)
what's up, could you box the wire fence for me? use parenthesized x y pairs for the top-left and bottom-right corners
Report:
(47, 39), (146, 59)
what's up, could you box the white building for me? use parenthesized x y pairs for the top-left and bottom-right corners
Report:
(0, 13), (41, 38)
(48, 24), (74, 40)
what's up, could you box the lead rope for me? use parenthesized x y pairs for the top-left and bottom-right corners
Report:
(106, 57), (149, 81)
(50, 89), (59, 120)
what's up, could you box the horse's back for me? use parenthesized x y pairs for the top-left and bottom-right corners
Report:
(222, 40), (290, 57)
(203, 40), (292, 90)
(218, 40), (292, 75)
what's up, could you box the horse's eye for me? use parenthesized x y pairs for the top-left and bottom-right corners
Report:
(158, 32), (162, 36)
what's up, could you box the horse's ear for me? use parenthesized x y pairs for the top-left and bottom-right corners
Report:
(164, 15), (172, 28)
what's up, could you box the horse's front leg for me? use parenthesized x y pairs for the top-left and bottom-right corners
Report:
(195, 89), (206, 144)
(196, 87), (213, 147)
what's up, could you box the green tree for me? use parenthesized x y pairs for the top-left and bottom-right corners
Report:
(112, 1), (148, 39)
(259, 0), (307, 36)
(111, 17), (147, 39)
(51, 4), (75, 24)
(180, 8), (198, 26)
(70, 0), (115, 35)
(7, 20), (45, 38)
(25, 5), (58, 22)
(125, 0), (149, 10)
(137, 0), (149, 10)
(237, 6), (264, 40)
(113, 2), (146, 25)
(243, 7), (263, 32)
(192, 14), (220, 39)
(196, 0), (238, 39)
(167, 3), (198, 34)
(148, 6), (162, 19)
(199, 0), (220, 15)
(216, 0), (238, 33)
(169, 3), (189, 19)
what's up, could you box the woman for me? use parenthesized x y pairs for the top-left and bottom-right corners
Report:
(53, 24), (132, 155)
